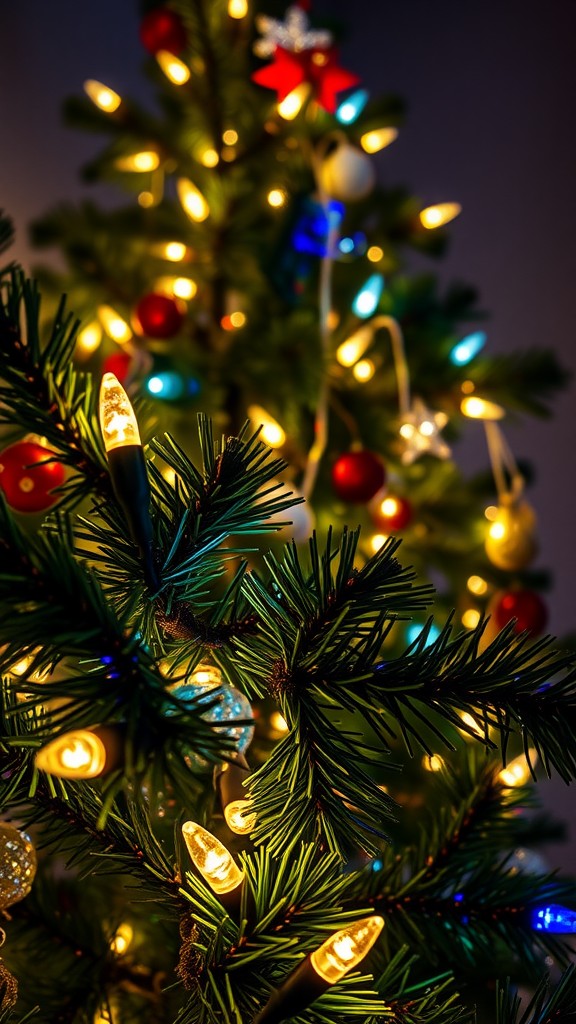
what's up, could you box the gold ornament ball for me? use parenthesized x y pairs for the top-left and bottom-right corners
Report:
(319, 142), (376, 201)
(485, 499), (538, 571)
(0, 822), (37, 909)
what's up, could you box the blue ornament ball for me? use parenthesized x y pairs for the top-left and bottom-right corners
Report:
(170, 680), (255, 758)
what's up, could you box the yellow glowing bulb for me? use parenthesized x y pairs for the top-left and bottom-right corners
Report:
(460, 395), (505, 420)
(267, 188), (287, 208)
(177, 178), (210, 222)
(461, 608), (481, 629)
(98, 305), (132, 345)
(270, 711), (289, 735)
(367, 245), (384, 262)
(360, 127), (398, 154)
(35, 730), (108, 779)
(84, 80), (122, 113)
(336, 327), (373, 367)
(353, 358), (375, 382)
(277, 84), (309, 120)
(222, 129), (239, 145)
(182, 821), (244, 894)
(460, 711), (485, 737)
(310, 916), (384, 984)
(498, 749), (538, 787)
(10, 656), (33, 676)
(248, 405), (286, 448)
(489, 521), (506, 541)
(115, 150), (160, 172)
(369, 533), (388, 553)
(423, 754), (444, 772)
(224, 799), (257, 835)
(399, 423), (415, 440)
(138, 191), (155, 208)
(230, 311), (246, 328)
(380, 497), (400, 518)
(201, 148), (219, 168)
(155, 276), (197, 300)
(190, 663), (222, 688)
(161, 241), (188, 262)
(419, 203), (462, 229)
(99, 373), (141, 451)
(156, 51), (190, 84)
(467, 575), (488, 596)
(484, 505), (498, 521)
(75, 322), (102, 356)
(110, 923), (134, 955)
(228, 0), (248, 16)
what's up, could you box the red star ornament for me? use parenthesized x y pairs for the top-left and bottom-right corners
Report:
(252, 45), (359, 114)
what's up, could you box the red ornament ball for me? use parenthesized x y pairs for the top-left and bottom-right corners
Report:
(139, 8), (187, 56)
(102, 351), (133, 384)
(371, 494), (413, 532)
(492, 589), (548, 637)
(0, 441), (65, 513)
(136, 293), (185, 339)
(331, 450), (386, 504)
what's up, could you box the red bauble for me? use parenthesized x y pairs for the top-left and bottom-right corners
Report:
(136, 293), (185, 339)
(139, 8), (187, 56)
(331, 450), (386, 504)
(492, 589), (548, 636)
(371, 494), (413, 533)
(102, 351), (133, 383)
(0, 441), (65, 513)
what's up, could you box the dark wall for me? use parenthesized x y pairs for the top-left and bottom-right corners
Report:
(2, 0), (576, 864)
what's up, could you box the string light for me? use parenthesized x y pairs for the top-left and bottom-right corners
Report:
(97, 306), (132, 345)
(277, 83), (309, 119)
(450, 331), (487, 366)
(407, 623), (441, 647)
(35, 728), (120, 779)
(228, 0), (248, 16)
(267, 188), (287, 208)
(360, 127), (398, 153)
(485, 505), (499, 521)
(190, 663), (222, 687)
(419, 202), (462, 229)
(222, 129), (239, 145)
(154, 276), (197, 300)
(248, 405), (286, 448)
(423, 754), (444, 771)
(146, 372), (185, 400)
(367, 245), (384, 262)
(336, 88), (369, 124)
(310, 917), (384, 983)
(369, 533), (388, 553)
(461, 395), (505, 420)
(459, 711), (485, 737)
(224, 800), (257, 835)
(158, 241), (188, 262)
(467, 575), (488, 596)
(156, 51), (191, 85)
(200, 148), (219, 168)
(352, 274), (384, 318)
(110, 923), (134, 955)
(177, 178), (210, 222)
(336, 326), (373, 367)
(115, 151), (160, 172)
(84, 80), (122, 113)
(353, 358), (375, 382)
(76, 322), (102, 356)
(461, 608), (481, 629)
(221, 312), (247, 330)
(532, 905), (576, 933)
(99, 373), (141, 450)
(138, 191), (155, 207)
(181, 821), (244, 894)
(270, 711), (289, 736)
(498, 749), (538, 787)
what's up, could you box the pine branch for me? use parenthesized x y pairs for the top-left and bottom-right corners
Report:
(497, 967), (576, 1024)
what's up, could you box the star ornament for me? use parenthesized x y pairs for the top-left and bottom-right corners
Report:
(252, 45), (360, 114)
(399, 398), (451, 465)
(254, 5), (333, 57)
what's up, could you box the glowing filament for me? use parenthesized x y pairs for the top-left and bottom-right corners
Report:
(423, 754), (444, 772)
(270, 711), (288, 736)
(155, 276), (197, 300)
(84, 80), (122, 113)
(98, 305), (132, 345)
(460, 396), (505, 420)
(200, 148), (219, 168)
(76, 322), (102, 356)
(177, 178), (209, 222)
(460, 711), (485, 736)
(367, 246), (384, 262)
(190, 663), (222, 688)
(419, 202), (462, 229)
(156, 51), (191, 85)
(161, 241), (188, 262)
(360, 127), (398, 153)
(182, 821), (244, 894)
(499, 749), (538, 787)
(110, 923), (133, 954)
(336, 327), (372, 367)
(467, 575), (488, 596)
(369, 533), (388, 553)
(277, 84), (309, 120)
(99, 373), (141, 451)
(228, 0), (248, 16)
(310, 916), (384, 984)
(115, 151), (160, 172)
(35, 730), (107, 779)
(267, 188), (287, 208)
(248, 405), (286, 448)
(224, 799), (257, 835)
(222, 129), (238, 145)
(353, 358), (375, 382)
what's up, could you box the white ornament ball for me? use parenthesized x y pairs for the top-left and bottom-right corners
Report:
(319, 143), (376, 201)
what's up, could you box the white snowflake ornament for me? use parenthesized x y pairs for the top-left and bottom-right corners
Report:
(254, 5), (333, 58)
(399, 397), (451, 465)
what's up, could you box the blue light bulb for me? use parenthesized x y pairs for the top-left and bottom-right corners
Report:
(352, 273), (384, 318)
(336, 88), (370, 124)
(146, 371), (185, 400)
(531, 905), (576, 933)
(449, 330), (487, 366)
(406, 623), (441, 648)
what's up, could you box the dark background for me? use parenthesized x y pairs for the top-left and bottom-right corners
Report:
(1, 0), (575, 867)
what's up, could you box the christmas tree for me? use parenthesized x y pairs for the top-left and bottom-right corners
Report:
(1, 2), (575, 1021)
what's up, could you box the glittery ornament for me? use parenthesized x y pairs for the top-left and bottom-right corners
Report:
(254, 6), (333, 58)
(0, 822), (37, 909)
(331, 450), (386, 504)
(136, 292), (185, 339)
(491, 588), (548, 637)
(485, 498), (538, 571)
(399, 398), (451, 465)
(0, 962), (18, 1010)
(169, 674), (254, 764)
